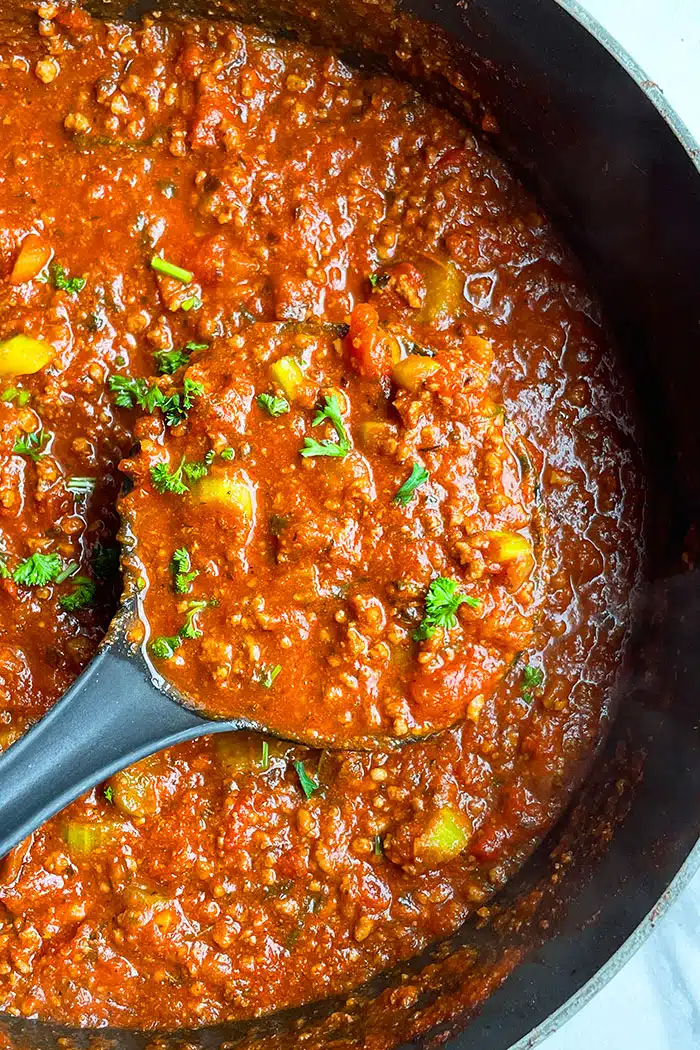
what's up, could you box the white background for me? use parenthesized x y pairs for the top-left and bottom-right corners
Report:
(538, 2), (700, 1048)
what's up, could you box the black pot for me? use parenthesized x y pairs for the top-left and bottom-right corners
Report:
(2, 1), (699, 1047)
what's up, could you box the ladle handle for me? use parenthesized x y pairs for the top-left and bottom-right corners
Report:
(0, 640), (211, 858)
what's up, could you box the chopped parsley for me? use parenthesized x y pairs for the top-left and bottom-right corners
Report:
(413, 576), (480, 642)
(171, 547), (198, 594)
(301, 394), (351, 459)
(13, 552), (63, 587)
(150, 457), (189, 495)
(150, 256), (193, 284)
(154, 341), (207, 375)
(104, 785), (114, 804)
(294, 760), (320, 799)
(45, 263), (86, 295)
(66, 476), (96, 497)
(521, 663), (544, 703)
(220, 447), (234, 461)
(256, 664), (282, 689)
(108, 375), (162, 412)
(369, 272), (389, 289)
(394, 463), (429, 506)
(58, 576), (96, 611)
(13, 429), (48, 461)
(109, 374), (203, 427)
(86, 312), (106, 332)
(150, 600), (215, 659)
(160, 378), (204, 427)
(0, 557), (9, 580)
(257, 392), (290, 417)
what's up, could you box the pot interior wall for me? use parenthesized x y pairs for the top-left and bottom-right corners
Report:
(2, 0), (700, 1048)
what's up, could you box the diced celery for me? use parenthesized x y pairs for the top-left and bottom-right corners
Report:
(417, 807), (471, 866)
(62, 821), (112, 854)
(0, 334), (53, 377)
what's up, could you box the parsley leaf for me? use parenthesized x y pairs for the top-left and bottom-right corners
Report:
(257, 392), (290, 417)
(108, 375), (161, 412)
(171, 547), (199, 593)
(0, 557), (10, 579)
(394, 463), (429, 506)
(159, 378), (204, 427)
(150, 599), (215, 659)
(413, 576), (480, 641)
(13, 552), (63, 587)
(294, 760), (320, 799)
(521, 663), (544, 703)
(13, 429), (48, 461)
(47, 263), (86, 295)
(154, 341), (207, 375)
(59, 576), (96, 611)
(150, 458), (190, 495)
(104, 785), (114, 804)
(369, 272), (389, 289)
(301, 394), (351, 459)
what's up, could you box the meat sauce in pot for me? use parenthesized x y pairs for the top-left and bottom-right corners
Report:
(0, 2), (642, 1029)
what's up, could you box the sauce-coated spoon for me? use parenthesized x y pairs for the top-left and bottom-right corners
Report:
(0, 597), (270, 858)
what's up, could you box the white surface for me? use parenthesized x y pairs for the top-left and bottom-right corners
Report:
(540, 2), (700, 1048)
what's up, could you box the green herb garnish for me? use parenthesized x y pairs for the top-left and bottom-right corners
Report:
(257, 392), (290, 417)
(13, 429), (48, 461)
(413, 576), (479, 642)
(159, 378), (204, 427)
(0, 557), (10, 579)
(521, 663), (544, 703)
(220, 447), (234, 461)
(374, 835), (384, 856)
(58, 576), (96, 611)
(150, 256), (193, 284)
(13, 552), (63, 587)
(150, 634), (182, 659)
(2, 387), (30, 405)
(171, 547), (198, 594)
(393, 463), (429, 506)
(179, 599), (209, 639)
(104, 785), (114, 804)
(108, 375), (162, 413)
(180, 294), (202, 312)
(150, 457), (189, 495)
(261, 740), (270, 769)
(369, 272), (389, 289)
(55, 561), (80, 584)
(150, 600), (214, 659)
(154, 341), (207, 375)
(47, 263), (86, 295)
(294, 760), (320, 800)
(301, 394), (351, 459)
(257, 664), (282, 689)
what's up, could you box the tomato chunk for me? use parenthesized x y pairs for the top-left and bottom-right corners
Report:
(345, 303), (398, 378)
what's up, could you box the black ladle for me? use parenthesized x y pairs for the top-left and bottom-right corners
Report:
(0, 597), (270, 857)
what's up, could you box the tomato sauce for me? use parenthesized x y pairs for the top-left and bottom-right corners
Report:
(0, 2), (642, 1030)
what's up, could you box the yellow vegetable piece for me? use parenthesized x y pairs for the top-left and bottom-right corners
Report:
(358, 420), (397, 451)
(392, 356), (441, 393)
(0, 334), (53, 377)
(62, 821), (113, 854)
(416, 807), (472, 867)
(417, 258), (464, 326)
(10, 235), (52, 285)
(194, 470), (255, 518)
(478, 530), (535, 591)
(269, 355), (305, 401)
